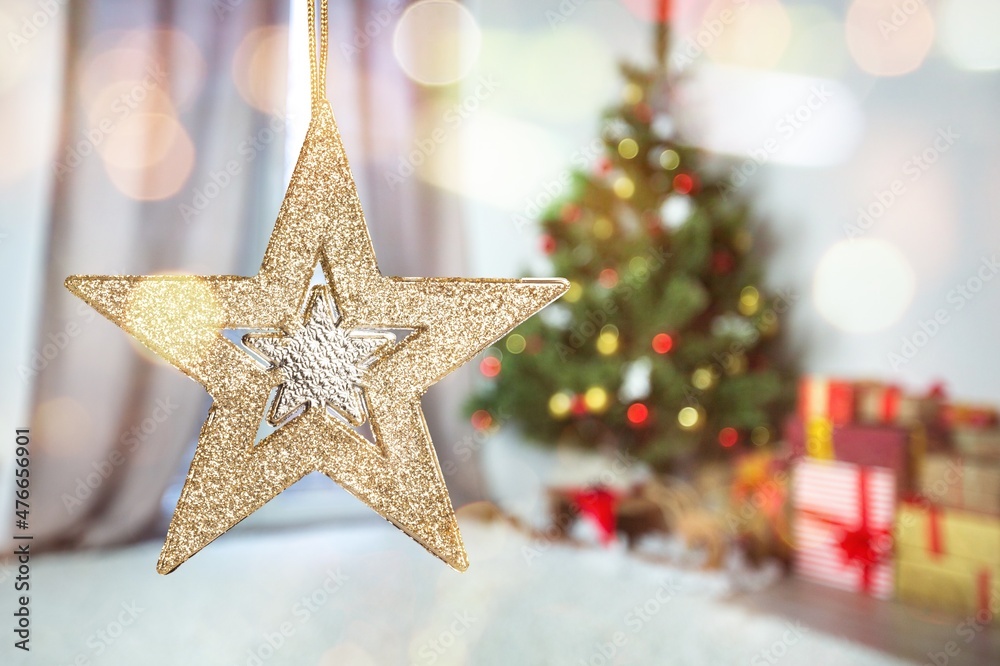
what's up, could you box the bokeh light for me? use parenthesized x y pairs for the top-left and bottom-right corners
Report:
(679, 66), (863, 167)
(117, 28), (206, 111)
(678, 406), (702, 430)
(549, 392), (572, 418)
(102, 114), (195, 200)
(692, 367), (714, 390)
(34, 397), (93, 457)
(778, 4), (850, 79)
(613, 176), (635, 199)
(813, 239), (916, 333)
(627, 402), (649, 425)
(564, 282), (583, 303)
(702, 0), (792, 70)
(846, 0), (935, 77)
(98, 112), (185, 170)
(719, 427), (739, 448)
(584, 386), (609, 413)
(479, 355), (501, 377)
(232, 25), (289, 114)
(505, 334), (526, 354)
(423, 112), (564, 209)
(393, 0), (481, 86)
(471, 409), (493, 430)
(549, 391), (573, 418)
(751, 426), (771, 446)
(598, 268), (619, 289)
(659, 149), (680, 170)
(618, 138), (639, 159)
(739, 286), (760, 315)
(939, 0), (1000, 72)
(593, 217), (614, 240)
(597, 327), (619, 355)
(651, 333), (673, 354)
(125, 278), (220, 355)
(478, 26), (615, 123)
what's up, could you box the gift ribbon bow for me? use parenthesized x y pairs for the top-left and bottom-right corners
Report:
(801, 469), (891, 592)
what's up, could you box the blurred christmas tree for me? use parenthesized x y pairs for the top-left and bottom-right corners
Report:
(467, 14), (795, 470)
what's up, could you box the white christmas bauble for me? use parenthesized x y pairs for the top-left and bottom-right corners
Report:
(660, 195), (693, 230)
(540, 303), (573, 329)
(652, 114), (675, 140)
(618, 357), (653, 402)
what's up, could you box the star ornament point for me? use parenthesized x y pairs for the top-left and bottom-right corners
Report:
(66, 101), (567, 574)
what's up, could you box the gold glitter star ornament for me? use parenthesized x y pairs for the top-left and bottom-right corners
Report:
(65, 1), (567, 574)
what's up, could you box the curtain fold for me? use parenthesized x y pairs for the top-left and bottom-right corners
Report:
(25, 0), (289, 551)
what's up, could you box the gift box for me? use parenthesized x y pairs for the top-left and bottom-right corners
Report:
(788, 421), (922, 493)
(895, 501), (1000, 619)
(855, 381), (902, 424)
(944, 403), (999, 429)
(792, 460), (896, 598)
(797, 377), (855, 459)
(954, 427), (1000, 458)
(920, 453), (1000, 515)
(729, 452), (792, 565)
(896, 559), (997, 617)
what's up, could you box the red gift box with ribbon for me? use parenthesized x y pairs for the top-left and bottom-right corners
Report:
(797, 377), (855, 459)
(792, 459), (896, 598)
(787, 420), (922, 493)
(856, 381), (903, 424)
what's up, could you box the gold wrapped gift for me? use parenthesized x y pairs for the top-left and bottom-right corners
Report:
(897, 559), (997, 617)
(895, 501), (1000, 619)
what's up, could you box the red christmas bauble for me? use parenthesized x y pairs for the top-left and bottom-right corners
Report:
(712, 250), (734, 274)
(634, 103), (653, 123)
(541, 234), (557, 254)
(673, 173), (696, 195)
(651, 333), (673, 354)
(562, 203), (582, 223)
(627, 402), (649, 426)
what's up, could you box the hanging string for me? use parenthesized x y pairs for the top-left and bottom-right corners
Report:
(654, 0), (671, 73)
(307, 0), (329, 110)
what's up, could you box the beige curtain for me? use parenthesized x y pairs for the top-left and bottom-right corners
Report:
(25, 0), (289, 551)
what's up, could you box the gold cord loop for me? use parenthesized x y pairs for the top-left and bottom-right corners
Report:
(307, 0), (329, 110)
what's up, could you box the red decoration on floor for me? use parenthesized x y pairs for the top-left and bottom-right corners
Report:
(569, 487), (621, 545)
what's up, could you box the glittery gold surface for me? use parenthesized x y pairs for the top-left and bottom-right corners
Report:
(65, 100), (567, 574)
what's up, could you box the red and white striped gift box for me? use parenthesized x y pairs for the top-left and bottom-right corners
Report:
(798, 376), (855, 425)
(792, 460), (897, 599)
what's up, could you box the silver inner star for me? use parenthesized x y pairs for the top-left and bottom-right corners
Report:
(243, 287), (394, 427)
